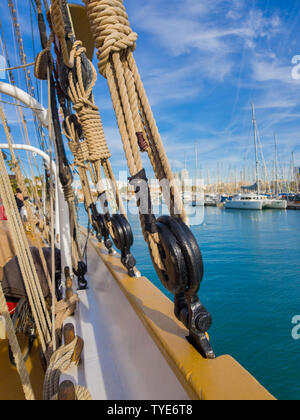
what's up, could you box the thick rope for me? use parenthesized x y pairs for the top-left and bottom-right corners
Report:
(54, 294), (79, 337)
(83, 0), (188, 273)
(50, 0), (73, 68)
(0, 146), (52, 354)
(43, 336), (79, 400)
(83, 0), (186, 221)
(62, 41), (127, 216)
(68, 41), (111, 162)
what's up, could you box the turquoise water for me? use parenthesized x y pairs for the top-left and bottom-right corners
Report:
(78, 204), (300, 400)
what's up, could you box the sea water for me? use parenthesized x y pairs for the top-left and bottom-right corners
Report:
(78, 203), (300, 400)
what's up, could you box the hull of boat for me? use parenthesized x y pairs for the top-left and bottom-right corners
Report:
(287, 201), (300, 210)
(263, 200), (287, 209)
(225, 201), (263, 210)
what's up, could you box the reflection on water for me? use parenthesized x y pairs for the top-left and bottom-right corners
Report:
(78, 203), (300, 401)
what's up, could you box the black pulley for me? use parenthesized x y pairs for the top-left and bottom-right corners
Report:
(110, 214), (136, 277)
(153, 221), (188, 295)
(74, 261), (88, 290)
(153, 215), (215, 359)
(158, 216), (204, 295)
(89, 203), (113, 252)
(110, 214), (125, 250)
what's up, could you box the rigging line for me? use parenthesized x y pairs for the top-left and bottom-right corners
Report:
(8, 0), (44, 149)
(0, 33), (44, 153)
(0, 62), (35, 72)
(29, 0), (38, 16)
(0, 38), (47, 170)
(42, 0), (49, 13)
(30, 0), (40, 102)
(8, 8), (22, 88)
(0, 99), (47, 113)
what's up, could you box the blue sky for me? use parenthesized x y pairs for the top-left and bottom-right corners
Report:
(0, 0), (300, 183)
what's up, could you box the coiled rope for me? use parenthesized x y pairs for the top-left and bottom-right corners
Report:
(43, 336), (79, 400)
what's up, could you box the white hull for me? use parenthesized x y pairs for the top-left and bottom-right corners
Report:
(225, 201), (263, 210)
(263, 199), (287, 209)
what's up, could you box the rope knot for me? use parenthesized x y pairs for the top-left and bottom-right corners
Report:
(83, 0), (138, 77)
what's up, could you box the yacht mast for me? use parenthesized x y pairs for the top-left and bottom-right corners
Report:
(274, 134), (279, 196)
(292, 151), (299, 192)
(251, 104), (260, 194)
(194, 142), (198, 195)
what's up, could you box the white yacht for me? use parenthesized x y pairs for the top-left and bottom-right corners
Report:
(225, 194), (287, 210)
(262, 198), (287, 210)
(225, 194), (264, 210)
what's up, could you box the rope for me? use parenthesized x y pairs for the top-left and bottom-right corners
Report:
(54, 295), (79, 335)
(83, 0), (186, 219)
(0, 62), (35, 72)
(43, 336), (79, 400)
(62, 40), (127, 216)
(0, 101), (54, 297)
(0, 142), (52, 355)
(50, 0), (72, 68)
(83, 0), (187, 272)
(67, 41), (111, 162)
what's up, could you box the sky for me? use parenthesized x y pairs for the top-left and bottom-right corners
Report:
(0, 0), (300, 183)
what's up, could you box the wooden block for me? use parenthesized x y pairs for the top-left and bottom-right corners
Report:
(63, 323), (75, 345)
(58, 380), (76, 400)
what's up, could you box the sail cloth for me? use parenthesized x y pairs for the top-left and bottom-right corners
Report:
(1, 247), (60, 299)
(241, 181), (262, 191)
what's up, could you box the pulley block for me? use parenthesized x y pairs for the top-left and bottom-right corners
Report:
(158, 216), (204, 295)
(152, 215), (215, 359)
(110, 214), (136, 277)
(90, 203), (113, 253)
(74, 261), (88, 290)
(153, 221), (188, 295)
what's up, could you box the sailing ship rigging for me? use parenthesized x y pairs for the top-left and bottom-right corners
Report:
(0, 0), (276, 401)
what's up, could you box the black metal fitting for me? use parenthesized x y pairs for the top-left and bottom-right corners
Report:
(153, 216), (215, 359)
(74, 261), (88, 290)
(89, 203), (113, 253)
(110, 214), (136, 277)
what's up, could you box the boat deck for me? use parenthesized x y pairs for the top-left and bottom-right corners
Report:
(0, 224), (276, 400)
(60, 232), (275, 400)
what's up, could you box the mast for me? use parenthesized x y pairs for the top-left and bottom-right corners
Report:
(292, 152), (299, 192)
(274, 134), (279, 196)
(195, 142), (198, 178)
(194, 142), (198, 196)
(251, 104), (260, 194)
